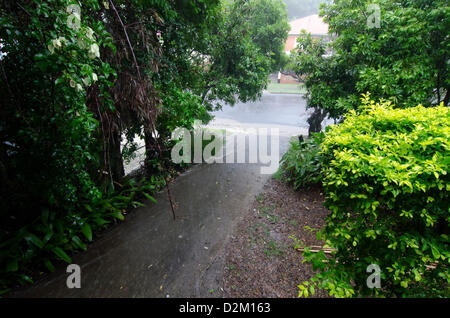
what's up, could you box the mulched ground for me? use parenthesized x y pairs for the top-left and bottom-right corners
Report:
(223, 178), (330, 298)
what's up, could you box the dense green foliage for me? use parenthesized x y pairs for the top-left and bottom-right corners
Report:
(275, 133), (323, 190)
(289, 0), (450, 132)
(0, 0), (288, 291)
(198, 0), (289, 108)
(284, 0), (450, 298)
(296, 97), (449, 297)
(0, 0), (122, 290)
(246, 0), (290, 70)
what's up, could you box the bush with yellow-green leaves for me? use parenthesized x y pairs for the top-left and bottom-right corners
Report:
(298, 96), (449, 297)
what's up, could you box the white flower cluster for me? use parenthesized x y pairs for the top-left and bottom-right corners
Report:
(156, 31), (164, 46)
(88, 43), (100, 59)
(48, 21), (102, 92)
(47, 36), (67, 53)
(69, 78), (83, 92)
(83, 26), (100, 59)
(70, 72), (98, 91)
(82, 72), (98, 86)
(48, 26), (100, 59)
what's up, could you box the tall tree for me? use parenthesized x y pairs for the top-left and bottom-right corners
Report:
(290, 0), (450, 134)
(196, 0), (290, 109)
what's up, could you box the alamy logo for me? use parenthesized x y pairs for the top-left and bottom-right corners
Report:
(170, 121), (280, 174)
(367, 4), (381, 29)
(66, 264), (81, 289)
(366, 264), (381, 289)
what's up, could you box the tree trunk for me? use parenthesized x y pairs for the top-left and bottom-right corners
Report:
(307, 107), (326, 136)
(110, 129), (124, 184)
(443, 85), (450, 106)
(144, 129), (159, 176)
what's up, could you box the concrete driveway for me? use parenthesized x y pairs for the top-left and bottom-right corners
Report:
(11, 93), (309, 298)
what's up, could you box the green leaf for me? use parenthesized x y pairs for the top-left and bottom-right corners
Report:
(43, 259), (55, 272)
(143, 192), (157, 204)
(43, 231), (53, 244)
(54, 76), (65, 85)
(413, 269), (421, 282)
(19, 274), (33, 284)
(431, 246), (440, 259)
(52, 247), (72, 263)
(93, 217), (109, 226)
(0, 289), (11, 296)
(72, 235), (87, 250)
(132, 201), (146, 208)
(24, 233), (44, 249)
(81, 223), (93, 242)
(111, 211), (124, 221)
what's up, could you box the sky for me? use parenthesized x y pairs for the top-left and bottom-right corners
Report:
(282, 0), (328, 21)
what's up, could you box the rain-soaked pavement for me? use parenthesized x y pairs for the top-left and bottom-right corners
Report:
(11, 92), (311, 298)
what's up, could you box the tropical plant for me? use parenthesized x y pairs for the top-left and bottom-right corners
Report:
(275, 133), (324, 189)
(0, 0), (123, 291)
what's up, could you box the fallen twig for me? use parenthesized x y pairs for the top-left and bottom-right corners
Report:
(296, 246), (336, 254)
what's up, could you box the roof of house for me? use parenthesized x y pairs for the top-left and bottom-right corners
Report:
(288, 14), (328, 36)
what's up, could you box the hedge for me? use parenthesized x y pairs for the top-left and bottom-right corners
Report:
(299, 97), (449, 297)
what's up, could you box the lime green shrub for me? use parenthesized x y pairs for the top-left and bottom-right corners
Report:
(299, 97), (449, 297)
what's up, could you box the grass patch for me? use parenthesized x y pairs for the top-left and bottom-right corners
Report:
(255, 193), (264, 203)
(258, 204), (279, 223)
(266, 83), (306, 94)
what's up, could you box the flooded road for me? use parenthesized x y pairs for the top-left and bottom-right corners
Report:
(11, 93), (310, 298)
(209, 93), (309, 136)
(124, 93), (310, 174)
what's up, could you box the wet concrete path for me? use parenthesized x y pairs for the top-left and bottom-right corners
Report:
(12, 93), (309, 297)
